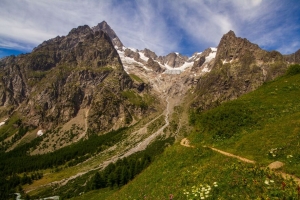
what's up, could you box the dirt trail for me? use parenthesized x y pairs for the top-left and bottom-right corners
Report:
(208, 146), (256, 164)
(180, 138), (300, 185)
(180, 138), (255, 163)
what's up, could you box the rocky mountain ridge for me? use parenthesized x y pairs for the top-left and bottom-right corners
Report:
(1, 21), (300, 153)
(192, 30), (297, 111)
(86, 20), (300, 114)
(0, 23), (159, 153)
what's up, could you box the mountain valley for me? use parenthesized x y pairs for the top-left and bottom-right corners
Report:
(1, 21), (300, 200)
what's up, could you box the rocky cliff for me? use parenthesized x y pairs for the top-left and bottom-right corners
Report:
(0, 24), (154, 135)
(157, 52), (188, 68)
(192, 30), (291, 111)
(92, 21), (124, 50)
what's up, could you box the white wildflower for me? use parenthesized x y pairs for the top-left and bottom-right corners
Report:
(264, 179), (269, 185)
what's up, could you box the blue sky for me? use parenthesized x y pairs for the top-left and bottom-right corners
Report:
(0, 0), (299, 58)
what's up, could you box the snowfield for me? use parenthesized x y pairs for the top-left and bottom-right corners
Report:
(117, 46), (217, 75)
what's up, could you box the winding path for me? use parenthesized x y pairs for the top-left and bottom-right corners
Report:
(180, 138), (300, 185)
(208, 146), (255, 164)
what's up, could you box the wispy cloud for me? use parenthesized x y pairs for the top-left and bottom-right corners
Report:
(0, 0), (299, 57)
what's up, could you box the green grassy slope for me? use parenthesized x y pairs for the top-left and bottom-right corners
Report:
(191, 66), (300, 177)
(72, 66), (300, 199)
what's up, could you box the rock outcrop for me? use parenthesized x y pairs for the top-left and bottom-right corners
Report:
(141, 48), (158, 60)
(124, 48), (141, 62)
(157, 53), (188, 68)
(284, 49), (300, 63)
(146, 57), (164, 73)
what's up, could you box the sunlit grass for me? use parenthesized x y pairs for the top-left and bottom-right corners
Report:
(190, 73), (300, 177)
(83, 143), (298, 199)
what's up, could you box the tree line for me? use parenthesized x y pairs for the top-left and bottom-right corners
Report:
(87, 154), (151, 190)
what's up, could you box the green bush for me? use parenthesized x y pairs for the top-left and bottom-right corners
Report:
(286, 64), (300, 76)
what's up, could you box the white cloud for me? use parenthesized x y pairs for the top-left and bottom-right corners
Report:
(0, 0), (299, 56)
(106, 1), (179, 55)
(0, 0), (179, 56)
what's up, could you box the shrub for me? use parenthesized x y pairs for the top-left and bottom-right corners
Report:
(286, 64), (300, 76)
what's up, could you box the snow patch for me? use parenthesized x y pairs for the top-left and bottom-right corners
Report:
(128, 47), (137, 52)
(117, 50), (152, 72)
(205, 51), (217, 63)
(210, 47), (217, 52)
(202, 66), (211, 73)
(164, 70), (181, 75)
(37, 130), (44, 136)
(0, 118), (8, 127)
(223, 59), (229, 64)
(163, 61), (194, 72)
(222, 59), (233, 64)
(138, 52), (149, 62)
(188, 52), (202, 60)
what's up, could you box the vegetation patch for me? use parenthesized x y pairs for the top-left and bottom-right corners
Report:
(129, 74), (144, 83)
(122, 90), (148, 109)
(147, 115), (165, 134)
(286, 64), (300, 76)
(30, 136), (174, 199)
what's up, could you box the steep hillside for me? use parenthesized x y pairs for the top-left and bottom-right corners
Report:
(191, 64), (300, 175)
(74, 65), (300, 199)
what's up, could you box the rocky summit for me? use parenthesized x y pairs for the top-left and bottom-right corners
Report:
(0, 21), (300, 200)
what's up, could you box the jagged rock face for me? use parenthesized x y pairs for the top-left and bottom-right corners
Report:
(193, 30), (289, 111)
(0, 24), (149, 133)
(284, 49), (300, 63)
(191, 48), (214, 72)
(92, 21), (124, 49)
(141, 48), (157, 59)
(124, 48), (141, 62)
(215, 30), (262, 62)
(0, 57), (28, 107)
(158, 53), (188, 68)
(146, 57), (164, 73)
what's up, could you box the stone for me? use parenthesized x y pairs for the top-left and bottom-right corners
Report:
(268, 161), (284, 169)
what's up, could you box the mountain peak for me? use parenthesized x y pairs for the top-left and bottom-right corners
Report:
(215, 30), (262, 63)
(225, 30), (236, 37)
(92, 21), (124, 49)
(96, 21), (109, 29)
(68, 25), (92, 36)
